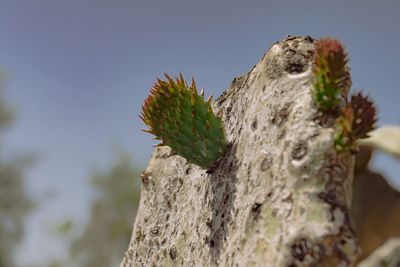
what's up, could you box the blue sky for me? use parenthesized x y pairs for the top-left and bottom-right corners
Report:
(0, 0), (399, 265)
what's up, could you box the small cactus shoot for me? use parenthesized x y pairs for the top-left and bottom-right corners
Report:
(140, 74), (228, 169)
(335, 92), (377, 151)
(312, 38), (377, 151)
(312, 38), (351, 111)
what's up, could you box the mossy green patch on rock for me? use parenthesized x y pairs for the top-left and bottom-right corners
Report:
(263, 208), (281, 237)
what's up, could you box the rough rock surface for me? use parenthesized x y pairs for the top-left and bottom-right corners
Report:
(121, 36), (359, 267)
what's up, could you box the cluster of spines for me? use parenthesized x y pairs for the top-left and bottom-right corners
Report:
(140, 73), (228, 169)
(312, 38), (376, 151)
(335, 93), (377, 151)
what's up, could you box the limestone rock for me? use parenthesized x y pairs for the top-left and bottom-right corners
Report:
(121, 36), (358, 267)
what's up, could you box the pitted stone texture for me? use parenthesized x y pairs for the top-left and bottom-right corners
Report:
(121, 36), (358, 267)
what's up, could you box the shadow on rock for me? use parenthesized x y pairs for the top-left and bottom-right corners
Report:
(207, 142), (240, 263)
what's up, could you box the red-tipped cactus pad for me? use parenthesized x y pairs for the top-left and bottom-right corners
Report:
(312, 38), (351, 111)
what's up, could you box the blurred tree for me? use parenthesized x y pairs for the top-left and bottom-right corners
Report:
(0, 83), (34, 267)
(69, 154), (141, 267)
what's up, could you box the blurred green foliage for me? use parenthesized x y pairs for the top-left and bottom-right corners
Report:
(0, 83), (34, 267)
(67, 154), (141, 267)
(0, 79), (141, 267)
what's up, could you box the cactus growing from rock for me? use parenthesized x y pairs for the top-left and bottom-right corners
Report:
(335, 92), (377, 151)
(312, 38), (351, 111)
(312, 38), (376, 151)
(140, 73), (228, 169)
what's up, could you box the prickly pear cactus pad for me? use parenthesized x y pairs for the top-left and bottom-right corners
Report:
(311, 38), (377, 151)
(312, 38), (351, 111)
(335, 92), (376, 150)
(140, 74), (228, 169)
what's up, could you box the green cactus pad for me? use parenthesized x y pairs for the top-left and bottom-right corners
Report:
(140, 74), (228, 169)
(312, 38), (351, 111)
(311, 38), (377, 152)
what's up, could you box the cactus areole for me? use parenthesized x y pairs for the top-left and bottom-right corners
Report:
(140, 74), (228, 169)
